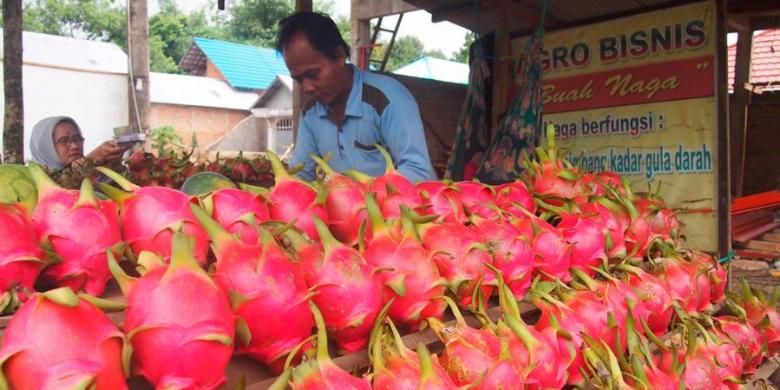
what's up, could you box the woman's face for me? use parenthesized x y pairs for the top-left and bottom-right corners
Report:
(52, 121), (84, 165)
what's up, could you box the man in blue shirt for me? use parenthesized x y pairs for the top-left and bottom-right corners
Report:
(276, 12), (437, 182)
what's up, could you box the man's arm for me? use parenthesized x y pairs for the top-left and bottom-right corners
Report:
(289, 117), (318, 181)
(380, 93), (437, 182)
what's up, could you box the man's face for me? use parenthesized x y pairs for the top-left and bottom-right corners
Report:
(282, 32), (347, 106)
(52, 121), (84, 165)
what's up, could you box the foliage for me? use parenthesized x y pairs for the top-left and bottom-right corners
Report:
(22, 0), (127, 49)
(373, 35), (449, 72)
(150, 125), (182, 155)
(452, 32), (476, 63)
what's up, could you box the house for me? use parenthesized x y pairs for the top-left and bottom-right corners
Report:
(728, 29), (780, 92)
(393, 56), (470, 85)
(180, 37), (289, 92)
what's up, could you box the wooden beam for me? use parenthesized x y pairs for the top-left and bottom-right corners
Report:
(351, 0), (417, 20)
(715, 0), (732, 265)
(429, 0), (472, 23)
(727, 0), (780, 17)
(128, 0), (150, 135)
(727, 15), (751, 32)
(292, 0), (313, 140)
(730, 30), (753, 198)
(491, 11), (510, 133)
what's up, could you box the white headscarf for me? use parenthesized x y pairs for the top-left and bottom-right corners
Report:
(30, 116), (82, 170)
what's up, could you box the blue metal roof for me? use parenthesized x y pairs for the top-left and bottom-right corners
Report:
(193, 37), (289, 90)
(393, 56), (469, 85)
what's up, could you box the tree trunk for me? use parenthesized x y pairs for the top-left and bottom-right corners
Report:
(3, 0), (24, 164)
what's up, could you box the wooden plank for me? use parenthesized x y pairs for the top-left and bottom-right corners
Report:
(733, 222), (780, 245)
(763, 233), (780, 242)
(745, 240), (780, 253)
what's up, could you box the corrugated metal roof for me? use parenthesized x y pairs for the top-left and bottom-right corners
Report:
(254, 75), (293, 108)
(728, 30), (780, 92)
(150, 72), (258, 110)
(393, 56), (469, 84)
(0, 29), (127, 74)
(192, 37), (289, 90)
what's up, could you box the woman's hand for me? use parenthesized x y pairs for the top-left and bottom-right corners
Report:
(86, 140), (128, 165)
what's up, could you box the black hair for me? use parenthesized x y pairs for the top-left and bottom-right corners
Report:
(276, 11), (350, 60)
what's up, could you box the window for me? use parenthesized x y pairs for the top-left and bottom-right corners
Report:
(273, 117), (294, 156)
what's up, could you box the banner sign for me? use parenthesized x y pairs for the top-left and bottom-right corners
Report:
(512, 1), (720, 251)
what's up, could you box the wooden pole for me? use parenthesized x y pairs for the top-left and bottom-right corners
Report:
(292, 0), (313, 142)
(731, 30), (753, 198)
(2, 0), (24, 164)
(715, 0), (731, 262)
(128, 0), (150, 134)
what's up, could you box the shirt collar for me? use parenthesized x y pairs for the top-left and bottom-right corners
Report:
(317, 64), (364, 119)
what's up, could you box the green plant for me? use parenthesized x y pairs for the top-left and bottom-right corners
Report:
(150, 125), (183, 155)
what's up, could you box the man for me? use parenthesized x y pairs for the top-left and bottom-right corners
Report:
(276, 11), (437, 182)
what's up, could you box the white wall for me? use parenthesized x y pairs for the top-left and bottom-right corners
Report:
(0, 64), (129, 161)
(264, 86), (292, 110)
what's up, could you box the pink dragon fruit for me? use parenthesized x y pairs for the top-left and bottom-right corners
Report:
(270, 302), (372, 390)
(362, 193), (446, 329)
(191, 204), (313, 373)
(472, 215), (534, 300)
(0, 287), (128, 389)
(557, 212), (607, 277)
(714, 316), (763, 374)
(494, 181), (536, 217)
(0, 203), (45, 314)
(309, 155), (368, 246)
(453, 181), (498, 220)
(514, 215), (572, 282)
(29, 164), (123, 295)
(108, 234), (234, 389)
(346, 145), (424, 220)
(371, 311), (459, 390)
(265, 151), (330, 240)
(201, 187), (269, 245)
(416, 181), (467, 224)
(96, 167), (209, 265)
(617, 264), (673, 336)
(428, 296), (503, 387)
(298, 215), (384, 353)
(414, 218), (494, 309)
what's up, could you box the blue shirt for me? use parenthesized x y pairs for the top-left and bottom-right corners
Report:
(290, 65), (437, 182)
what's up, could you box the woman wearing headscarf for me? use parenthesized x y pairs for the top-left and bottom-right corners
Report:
(30, 116), (127, 170)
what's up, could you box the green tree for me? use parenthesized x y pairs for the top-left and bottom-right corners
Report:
(226, 0), (293, 47)
(374, 35), (425, 71)
(426, 49), (446, 60)
(452, 32), (475, 63)
(23, 0), (126, 48)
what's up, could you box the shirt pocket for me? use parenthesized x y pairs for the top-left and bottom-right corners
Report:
(354, 117), (382, 152)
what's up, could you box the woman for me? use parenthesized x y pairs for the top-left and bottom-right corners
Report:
(30, 116), (127, 170)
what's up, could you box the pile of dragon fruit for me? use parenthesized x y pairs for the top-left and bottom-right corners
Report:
(0, 130), (777, 389)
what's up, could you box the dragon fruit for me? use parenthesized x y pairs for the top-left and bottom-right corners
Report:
(617, 264), (673, 336)
(494, 181), (536, 217)
(453, 181), (498, 220)
(346, 145), (423, 220)
(514, 215), (572, 282)
(270, 302), (372, 390)
(201, 187), (269, 245)
(0, 287), (128, 389)
(714, 316), (763, 374)
(472, 216), (533, 300)
(557, 212), (607, 277)
(523, 125), (586, 202)
(265, 151), (329, 240)
(362, 193), (447, 329)
(297, 215), (384, 353)
(371, 312), (458, 390)
(416, 181), (466, 224)
(0, 203), (45, 314)
(428, 296), (504, 387)
(310, 155), (367, 246)
(29, 164), (123, 295)
(414, 218), (493, 309)
(191, 204), (313, 372)
(96, 167), (209, 265)
(108, 234), (234, 389)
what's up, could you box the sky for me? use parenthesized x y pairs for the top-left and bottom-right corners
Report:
(148, 0), (470, 57)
